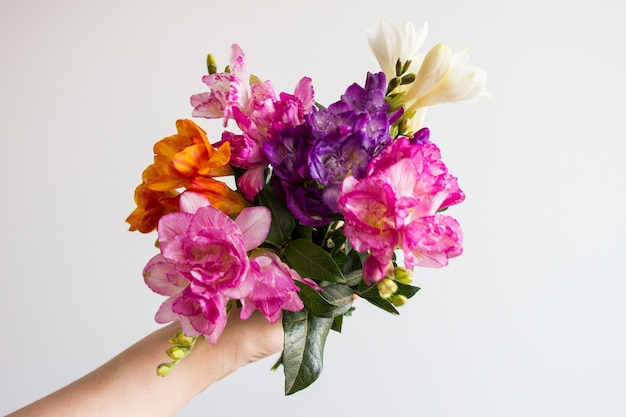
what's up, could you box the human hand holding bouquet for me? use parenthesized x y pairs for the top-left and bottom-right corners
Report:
(126, 18), (488, 395)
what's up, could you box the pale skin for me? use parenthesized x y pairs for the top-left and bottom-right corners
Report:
(7, 311), (284, 417)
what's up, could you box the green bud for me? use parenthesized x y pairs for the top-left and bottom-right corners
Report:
(397, 118), (410, 136)
(387, 77), (400, 95)
(390, 294), (408, 307)
(326, 238), (335, 249)
(395, 58), (403, 76)
(156, 362), (174, 377)
(166, 346), (190, 360)
(390, 124), (399, 139)
(394, 266), (413, 284)
(377, 278), (398, 299)
(206, 54), (218, 74)
(386, 90), (407, 108)
(401, 73), (416, 85)
(168, 331), (196, 347)
(401, 60), (412, 75)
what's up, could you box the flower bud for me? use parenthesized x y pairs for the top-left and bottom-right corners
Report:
(395, 58), (403, 76)
(206, 54), (217, 74)
(377, 278), (398, 299)
(401, 59), (413, 75)
(157, 362), (174, 377)
(387, 76), (400, 94)
(390, 294), (408, 307)
(401, 73), (416, 85)
(168, 332), (195, 347)
(393, 266), (413, 284)
(166, 346), (191, 360)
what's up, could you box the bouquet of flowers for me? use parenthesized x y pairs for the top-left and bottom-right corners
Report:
(126, 18), (487, 395)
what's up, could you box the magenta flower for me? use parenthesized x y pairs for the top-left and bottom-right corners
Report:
(143, 192), (271, 343)
(339, 175), (399, 264)
(240, 249), (305, 323)
(402, 214), (463, 269)
(338, 137), (464, 283)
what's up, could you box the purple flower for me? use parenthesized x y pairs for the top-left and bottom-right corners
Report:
(264, 124), (313, 182)
(304, 72), (394, 193)
(273, 179), (335, 227)
(341, 72), (389, 115)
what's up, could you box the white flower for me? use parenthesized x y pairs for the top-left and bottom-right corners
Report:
(367, 18), (428, 83)
(367, 19), (489, 134)
(405, 43), (490, 110)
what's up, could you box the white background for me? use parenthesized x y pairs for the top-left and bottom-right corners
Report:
(1, 0), (624, 416)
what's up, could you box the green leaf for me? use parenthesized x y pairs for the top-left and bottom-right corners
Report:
(362, 294), (399, 315)
(282, 310), (333, 395)
(294, 223), (313, 241)
(344, 270), (363, 287)
(296, 282), (353, 318)
(331, 315), (343, 333)
(342, 249), (362, 273)
(258, 186), (295, 248)
(332, 250), (347, 271)
(395, 281), (421, 299)
(357, 283), (399, 315)
(284, 239), (346, 283)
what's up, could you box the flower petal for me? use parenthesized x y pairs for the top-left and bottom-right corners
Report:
(235, 206), (271, 251)
(143, 254), (189, 296)
(178, 191), (211, 214)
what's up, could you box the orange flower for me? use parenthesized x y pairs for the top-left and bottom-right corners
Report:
(149, 119), (233, 190)
(126, 119), (249, 233)
(126, 165), (179, 233)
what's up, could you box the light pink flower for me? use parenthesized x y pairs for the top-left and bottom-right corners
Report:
(143, 192), (271, 343)
(240, 249), (304, 323)
(338, 137), (464, 283)
(190, 44), (256, 125)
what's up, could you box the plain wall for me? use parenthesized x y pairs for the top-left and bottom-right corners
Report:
(1, 0), (624, 415)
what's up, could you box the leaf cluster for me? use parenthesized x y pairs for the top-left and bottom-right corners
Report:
(257, 184), (420, 395)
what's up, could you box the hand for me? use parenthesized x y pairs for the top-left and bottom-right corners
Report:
(7, 310), (284, 417)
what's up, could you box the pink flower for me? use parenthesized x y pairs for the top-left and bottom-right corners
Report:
(338, 137), (464, 283)
(402, 214), (463, 269)
(190, 44), (263, 125)
(191, 43), (315, 202)
(143, 192), (271, 343)
(339, 175), (399, 264)
(240, 249), (305, 323)
(222, 78), (315, 201)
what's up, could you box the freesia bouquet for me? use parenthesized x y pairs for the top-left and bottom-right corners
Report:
(126, 18), (487, 394)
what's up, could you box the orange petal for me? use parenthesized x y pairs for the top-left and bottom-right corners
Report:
(198, 141), (233, 177)
(172, 143), (208, 177)
(175, 119), (210, 146)
(188, 177), (249, 217)
(126, 181), (179, 233)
